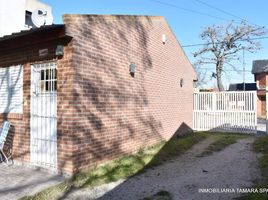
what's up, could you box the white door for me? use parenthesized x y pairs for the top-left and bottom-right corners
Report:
(30, 62), (57, 169)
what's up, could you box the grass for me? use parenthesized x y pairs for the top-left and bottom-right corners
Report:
(236, 136), (268, 200)
(20, 132), (209, 200)
(253, 136), (268, 153)
(253, 136), (268, 181)
(200, 133), (248, 156)
(147, 132), (210, 167)
(143, 190), (172, 200)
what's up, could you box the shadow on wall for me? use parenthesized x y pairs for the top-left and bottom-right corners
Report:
(56, 122), (192, 200)
(0, 123), (15, 164)
(173, 122), (193, 137)
(0, 37), (70, 163)
(1, 123), (29, 164)
(96, 123), (193, 200)
(0, 66), (23, 162)
(57, 15), (168, 172)
(0, 66), (23, 114)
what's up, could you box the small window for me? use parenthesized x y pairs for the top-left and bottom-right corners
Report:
(25, 11), (34, 28)
(39, 68), (57, 93)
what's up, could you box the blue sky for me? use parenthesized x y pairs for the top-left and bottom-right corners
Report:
(42, 0), (268, 89)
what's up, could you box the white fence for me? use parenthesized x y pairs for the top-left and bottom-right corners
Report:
(193, 91), (257, 134)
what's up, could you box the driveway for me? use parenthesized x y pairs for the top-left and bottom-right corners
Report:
(0, 164), (65, 200)
(66, 137), (261, 200)
(0, 135), (262, 200)
(258, 118), (267, 133)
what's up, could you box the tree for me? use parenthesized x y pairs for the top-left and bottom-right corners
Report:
(193, 21), (266, 91)
(193, 62), (208, 88)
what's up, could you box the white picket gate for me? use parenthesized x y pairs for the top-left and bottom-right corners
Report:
(193, 91), (257, 134)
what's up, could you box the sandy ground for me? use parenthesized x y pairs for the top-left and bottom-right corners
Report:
(65, 136), (261, 200)
(0, 165), (64, 200)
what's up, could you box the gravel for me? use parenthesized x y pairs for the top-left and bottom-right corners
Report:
(66, 137), (261, 200)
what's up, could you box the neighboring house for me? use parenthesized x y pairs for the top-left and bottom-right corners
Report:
(228, 83), (257, 91)
(0, 0), (51, 37)
(0, 15), (196, 174)
(252, 59), (268, 118)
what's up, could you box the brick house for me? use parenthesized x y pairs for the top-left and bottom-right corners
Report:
(228, 83), (257, 91)
(252, 59), (268, 118)
(0, 15), (196, 174)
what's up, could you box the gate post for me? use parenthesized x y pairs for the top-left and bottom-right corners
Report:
(266, 89), (268, 134)
(212, 92), (216, 128)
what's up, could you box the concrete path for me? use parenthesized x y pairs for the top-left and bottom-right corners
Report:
(0, 164), (65, 200)
(65, 137), (261, 200)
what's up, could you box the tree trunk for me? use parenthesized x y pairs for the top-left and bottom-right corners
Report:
(216, 75), (224, 91)
(216, 62), (224, 91)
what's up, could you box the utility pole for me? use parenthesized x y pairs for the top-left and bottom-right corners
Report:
(243, 48), (245, 91)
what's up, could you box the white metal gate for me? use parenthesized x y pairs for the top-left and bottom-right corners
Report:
(193, 91), (257, 134)
(30, 62), (57, 169)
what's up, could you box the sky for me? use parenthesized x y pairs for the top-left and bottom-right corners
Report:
(42, 0), (268, 89)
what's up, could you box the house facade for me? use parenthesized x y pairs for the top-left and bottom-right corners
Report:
(0, 15), (196, 174)
(252, 59), (268, 118)
(0, 0), (52, 37)
(228, 83), (257, 91)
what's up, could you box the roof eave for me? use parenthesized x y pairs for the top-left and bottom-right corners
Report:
(0, 25), (72, 53)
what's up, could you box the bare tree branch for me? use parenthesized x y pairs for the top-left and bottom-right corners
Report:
(193, 21), (267, 91)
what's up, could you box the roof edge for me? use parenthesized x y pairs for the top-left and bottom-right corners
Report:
(0, 24), (65, 43)
(63, 14), (164, 19)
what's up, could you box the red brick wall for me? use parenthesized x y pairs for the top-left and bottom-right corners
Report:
(0, 62), (30, 163)
(0, 15), (196, 174)
(256, 73), (266, 88)
(63, 15), (196, 172)
(0, 40), (72, 171)
(56, 40), (78, 173)
(255, 73), (268, 118)
(257, 95), (266, 118)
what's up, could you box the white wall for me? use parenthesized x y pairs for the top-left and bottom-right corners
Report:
(25, 0), (51, 13)
(0, 0), (26, 37)
(0, 0), (52, 37)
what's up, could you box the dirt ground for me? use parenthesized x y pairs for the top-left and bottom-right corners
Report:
(65, 136), (261, 200)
